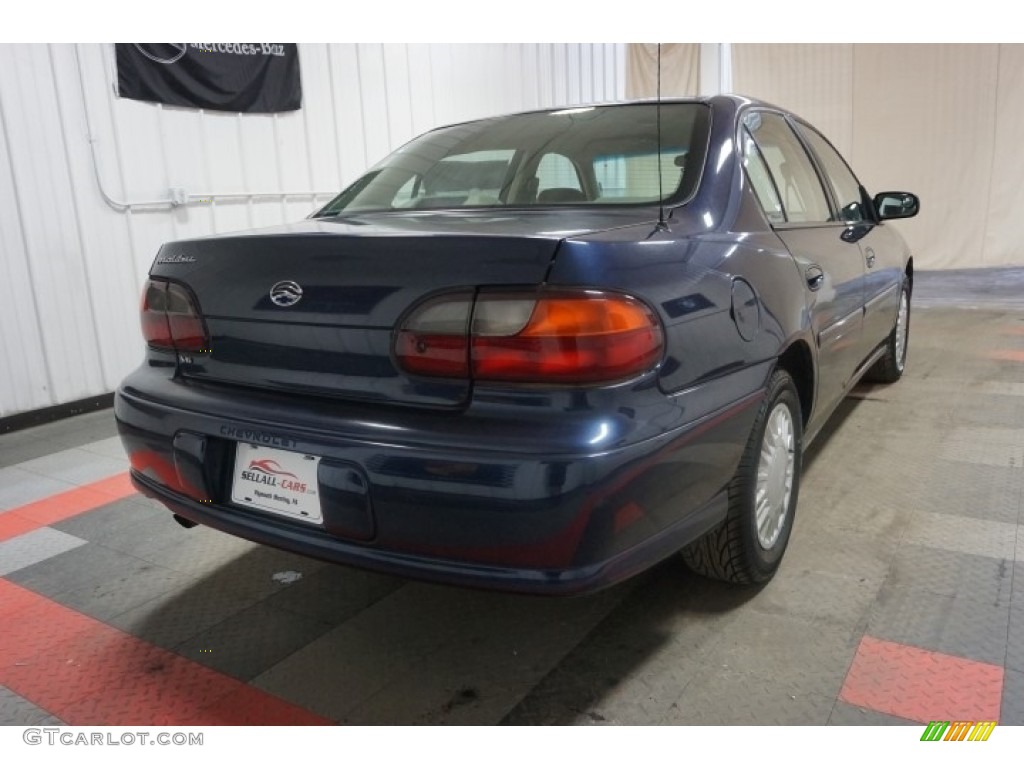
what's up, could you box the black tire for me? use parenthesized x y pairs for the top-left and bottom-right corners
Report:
(866, 277), (911, 384)
(681, 370), (802, 584)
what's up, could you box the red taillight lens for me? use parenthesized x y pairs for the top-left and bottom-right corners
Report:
(394, 293), (472, 377)
(141, 279), (209, 352)
(141, 280), (173, 348)
(395, 290), (663, 384)
(473, 293), (663, 383)
(165, 283), (208, 351)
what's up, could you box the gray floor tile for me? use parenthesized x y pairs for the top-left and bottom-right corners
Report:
(662, 666), (836, 725)
(0, 438), (62, 470)
(919, 460), (1023, 524)
(886, 545), (1013, 606)
(970, 381), (1024, 397)
(78, 436), (129, 460)
(21, 409), (118, 448)
(51, 497), (162, 545)
(175, 601), (333, 681)
(5, 542), (155, 598)
(503, 566), (737, 726)
(1007, 606), (1024, 674)
(782, 525), (898, 584)
(137, 526), (260, 575)
(939, 427), (1024, 469)
(178, 544), (331, 603)
(109, 580), (265, 649)
(83, 510), (196, 557)
(956, 392), (1024, 431)
(696, 609), (860, 700)
(1013, 562), (1024, 612)
(743, 565), (882, 628)
(901, 511), (1017, 562)
(16, 447), (127, 487)
(0, 686), (61, 726)
(260, 563), (405, 625)
(253, 580), (628, 724)
(828, 701), (920, 726)
(866, 580), (1010, 666)
(51, 561), (200, 623)
(1002, 668), (1024, 726)
(0, 467), (74, 512)
(0, 527), (87, 577)
(798, 452), (924, 536)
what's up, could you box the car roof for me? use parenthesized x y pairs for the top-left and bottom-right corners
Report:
(424, 94), (782, 134)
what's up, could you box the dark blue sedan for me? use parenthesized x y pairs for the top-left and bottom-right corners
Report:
(115, 95), (919, 594)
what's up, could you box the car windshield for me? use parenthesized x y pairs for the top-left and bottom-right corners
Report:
(314, 103), (711, 215)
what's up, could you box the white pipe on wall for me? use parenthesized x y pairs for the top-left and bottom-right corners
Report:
(74, 44), (338, 213)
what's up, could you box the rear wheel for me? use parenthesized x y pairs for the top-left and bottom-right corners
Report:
(867, 277), (911, 383)
(682, 370), (802, 584)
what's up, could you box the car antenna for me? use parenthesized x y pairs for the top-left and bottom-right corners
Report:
(656, 42), (667, 230)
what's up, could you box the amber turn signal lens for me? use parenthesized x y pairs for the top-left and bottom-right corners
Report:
(472, 293), (664, 383)
(396, 290), (663, 384)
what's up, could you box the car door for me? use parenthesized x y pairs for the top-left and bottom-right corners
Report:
(742, 111), (865, 417)
(794, 121), (903, 355)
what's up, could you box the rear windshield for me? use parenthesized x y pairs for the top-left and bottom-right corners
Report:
(314, 103), (711, 215)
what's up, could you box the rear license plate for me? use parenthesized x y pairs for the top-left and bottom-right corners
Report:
(231, 443), (322, 524)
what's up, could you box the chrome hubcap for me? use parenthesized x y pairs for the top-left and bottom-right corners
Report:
(895, 291), (909, 371)
(755, 403), (795, 550)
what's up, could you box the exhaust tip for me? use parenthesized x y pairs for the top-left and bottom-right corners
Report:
(172, 514), (199, 529)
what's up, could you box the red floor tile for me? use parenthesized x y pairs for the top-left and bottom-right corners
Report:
(0, 580), (332, 725)
(0, 512), (38, 541)
(839, 635), (1003, 724)
(0, 473), (136, 541)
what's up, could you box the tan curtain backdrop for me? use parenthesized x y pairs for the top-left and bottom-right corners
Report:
(626, 43), (700, 99)
(729, 43), (1024, 269)
(732, 44), (854, 157)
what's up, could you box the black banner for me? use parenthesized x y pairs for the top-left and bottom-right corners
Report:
(116, 44), (302, 113)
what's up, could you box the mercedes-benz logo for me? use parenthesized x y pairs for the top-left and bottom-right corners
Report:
(269, 280), (303, 307)
(133, 44), (188, 65)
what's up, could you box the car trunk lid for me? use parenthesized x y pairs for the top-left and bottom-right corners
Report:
(148, 211), (652, 407)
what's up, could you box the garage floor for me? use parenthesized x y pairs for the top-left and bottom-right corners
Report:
(1, 269), (1022, 726)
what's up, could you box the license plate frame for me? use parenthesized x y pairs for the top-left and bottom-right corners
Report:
(230, 443), (323, 524)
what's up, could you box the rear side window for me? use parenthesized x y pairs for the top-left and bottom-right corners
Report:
(743, 112), (831, 224)
(797, 125), (866, 223)
(741, 127), (785, 225)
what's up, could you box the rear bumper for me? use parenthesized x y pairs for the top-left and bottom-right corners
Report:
(129, 469), (728, 595)
(115, 368), (766, 595)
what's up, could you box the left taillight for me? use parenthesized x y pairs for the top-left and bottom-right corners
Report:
(141, 279), (208, 352)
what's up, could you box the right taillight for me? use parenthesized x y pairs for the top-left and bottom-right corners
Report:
(395, 289), (663, 385)
(141, 279), (209, 352)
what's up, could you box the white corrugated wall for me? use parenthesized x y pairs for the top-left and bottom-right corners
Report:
(0, 43), (626, 418)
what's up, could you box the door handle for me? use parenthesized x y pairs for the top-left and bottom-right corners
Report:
(864, 247), (876, 268)
(805, 265), (825, 291)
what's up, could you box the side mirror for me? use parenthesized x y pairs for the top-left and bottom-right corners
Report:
(873, 191), (919, 220)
